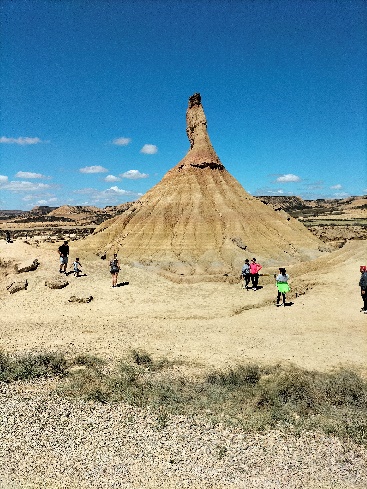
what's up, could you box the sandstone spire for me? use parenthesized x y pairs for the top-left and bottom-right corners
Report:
(86, 93), (324, 282)
(179, 92), (223, 170)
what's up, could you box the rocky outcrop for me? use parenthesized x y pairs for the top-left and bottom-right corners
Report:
(15, 259), (39, 273)
(85, 94), (325, 282)
(45, 279), (69, 289)
(68, 295), (93, 303)
(7, 280), (28, 294)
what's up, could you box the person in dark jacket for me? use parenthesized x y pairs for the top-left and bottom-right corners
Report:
(241, 259), (251, 290)
(359, 266), (367, 313)
(58, 241), (69, 273)
(109, 253), (120, 288)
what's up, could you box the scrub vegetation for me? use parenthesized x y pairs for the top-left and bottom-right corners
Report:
(1, 349), (366, 446)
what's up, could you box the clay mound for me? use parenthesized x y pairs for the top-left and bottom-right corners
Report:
(48, 205), (101, 218)
(86, 93), (325, 282)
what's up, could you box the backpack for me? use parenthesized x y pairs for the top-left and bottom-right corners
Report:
(110, 259), (119, 273)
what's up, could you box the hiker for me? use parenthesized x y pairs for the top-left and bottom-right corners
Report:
(241, 259), (251, 290)
(249, 257), (262, 290)
(110, 253), (120, 287)
(58, 241), (69, 273)
(72, 257), (82, 277)
(5, 230), (11, 243)
(275, 268), (290, 307)
(359, 265), (367, 313)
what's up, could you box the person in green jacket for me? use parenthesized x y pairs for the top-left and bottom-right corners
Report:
(275, 268), (290, 307)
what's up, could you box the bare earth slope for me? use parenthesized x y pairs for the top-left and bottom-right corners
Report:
(86, 94), (324, 282)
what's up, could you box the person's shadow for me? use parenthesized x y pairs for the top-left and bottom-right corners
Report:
(66, 271), (87, 277)
(284, 301), (294, 307)
(117, 281), (129, 287)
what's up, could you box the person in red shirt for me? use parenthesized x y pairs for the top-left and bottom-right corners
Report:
(249, 257), (262, 290)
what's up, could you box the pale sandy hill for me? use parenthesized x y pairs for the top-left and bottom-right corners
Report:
(85, 94), (325, 281)
(48, 205), (102, 217)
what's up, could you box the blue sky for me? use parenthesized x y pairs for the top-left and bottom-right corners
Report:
(0, 0), (366, 210)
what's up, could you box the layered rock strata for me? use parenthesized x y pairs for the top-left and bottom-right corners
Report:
(87, 93), (325, 282)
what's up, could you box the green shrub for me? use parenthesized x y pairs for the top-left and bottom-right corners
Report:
(73, 354), (106, 369)
(207, 364), (261, 387)
(323, 368), (366, 407)
(130, 349), (153, 366)
(0, 351), (67, 382)
(2, 349), (367, 447)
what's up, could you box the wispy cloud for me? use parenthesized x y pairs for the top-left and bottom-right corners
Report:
(120, 170), (149, 179)
(330, 184), (342, 190)
(303, 182), (324, 190)
(254, 187), (293, 196)
(104, 174), (121, 182)
(79, 165), (108, 174)
(140, 144), (158, 154)
(15, 171), (49, 179)
(276, 174), (301, 183)
(33, 198), (58, 205)
(0, 175), (9, 183)
(0, 180), (52, 192)
(112, 137), (131, 146)
(0, 136), (44, 145)
(22, 193), (57, 202)
(74, 186), (137, 205)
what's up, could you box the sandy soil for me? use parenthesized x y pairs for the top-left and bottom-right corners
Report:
(0, 237), (366, 374)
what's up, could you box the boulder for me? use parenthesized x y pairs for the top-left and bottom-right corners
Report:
(68, 295), (93, 303)
(15, 259), (39, 273)
(7, 280), (28, 294)
(45, 279), (69, 289)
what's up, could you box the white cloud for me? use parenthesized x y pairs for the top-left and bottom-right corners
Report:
(34, 198), (58, 205)
(254, 187), (293, 196)
(0, 181), (52, 192)
(120, 169), (149, 179)
(80, 165), (108, 174)
(0, 136), (44, 145)
(112, 137), (131, 146)
(107, 186), (132, 195)
(15, 171), (48, 179)
(276, 174), (301, 183)
(140, 144), (158, 154)
(304, 182), (324, 190)
(0, 175), (8, 183)
(333, 192), (350, 198)
(330, 184), (342, 190)
(104, 174), (121, 182)
(73, 186), (137, 205)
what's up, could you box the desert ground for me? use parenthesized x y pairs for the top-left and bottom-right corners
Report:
(0, 237), (366, 371)
(0, 228), (366, 488)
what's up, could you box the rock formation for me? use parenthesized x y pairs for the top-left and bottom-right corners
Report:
(86, 93), (325, 282)
(45, 279), (69, 289)
(68, 295), (93, 303)
(7, 280), (28, 294)
(15, 259), (39, 273)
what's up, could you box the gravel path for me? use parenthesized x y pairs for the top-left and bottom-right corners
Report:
(1, 381), (366, 489)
